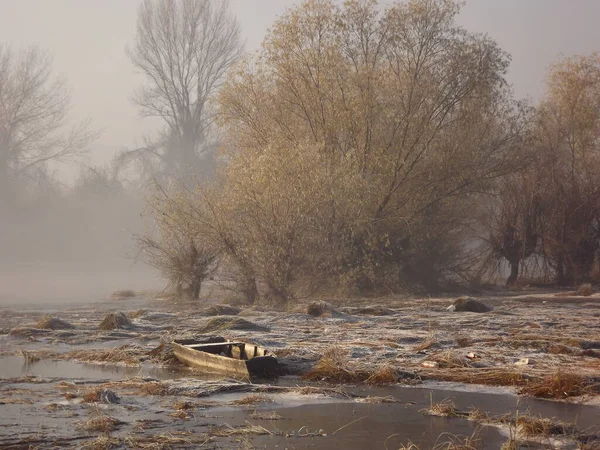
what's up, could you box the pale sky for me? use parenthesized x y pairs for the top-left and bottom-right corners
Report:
(1, 0), (600, 170)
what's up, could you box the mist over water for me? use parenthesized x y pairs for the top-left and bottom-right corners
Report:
(0, 259), (161, 307)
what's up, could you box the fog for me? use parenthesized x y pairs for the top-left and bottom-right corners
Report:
(1, 0), (600, 305)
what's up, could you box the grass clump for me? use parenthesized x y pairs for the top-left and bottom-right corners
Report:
(80, 435), (121, 450)
(519, 370), (591, 399)
(200, 316), (269, 333)
(516, 415), (572, 436)
(35, 315), (75, 330)
(110, 289), (136, 299)
(576, 283), (594, 296)
(98, 311), (132, 330)
(307, 301), (334, 317)
(209, 422), (272, 438)
(78, 414), (122, 433)
(422, 368), (528, 387)
(147, 343), (180, 366)
(302, 347), (367, 383)
(365, 366), (399, 385)
(423, 399), (462, 418)
(230, 394), (273, 406)
(67, 346), (143, 366)
(249, 410), (282, 420)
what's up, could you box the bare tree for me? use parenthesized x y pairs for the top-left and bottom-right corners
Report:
(0, 45), (94, 187)
(127, 0), (243, 182)
(137, 184), (219, 299)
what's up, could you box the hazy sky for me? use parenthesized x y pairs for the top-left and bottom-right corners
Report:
(1, 0), (600, 169)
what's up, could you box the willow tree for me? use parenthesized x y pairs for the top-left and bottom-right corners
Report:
(217, 0), (527, 298)
(534, 54), (600, 284)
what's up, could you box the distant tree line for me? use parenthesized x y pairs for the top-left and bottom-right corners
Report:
(140, 0), (600, 302)
(1, 0), (598, 298)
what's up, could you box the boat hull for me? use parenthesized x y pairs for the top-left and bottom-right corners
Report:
(172, 340), (277, 380)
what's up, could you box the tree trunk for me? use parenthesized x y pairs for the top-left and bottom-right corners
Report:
(506, 260), (519, 286)
(240, 277), (258, 304)
(191, 279), (201, 300)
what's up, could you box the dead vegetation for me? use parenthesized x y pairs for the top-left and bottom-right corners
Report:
(200, 316), (269, 333)
(34, 315), (75, 330)
(576, 283), (594, 296)
(209, 422), (272, 438)
(81, 387), (120, 404)
(519, 370), (593, 399)
(307, 301), (335, 317)
(67, 346), (144, 366)
(249, 410), (282, 420)
(110, 289), (137, 299)
(516, 415), (573, 436)
(98, 311), (133, 330)
(202, 304), (241, 316)
(230, 394), (273, 406)
(123, 431), (207, 449)
(365, 366), (399, 385)
(420, 368), (529, 387)
(78, 414), (122, 433)
(302, 347), (369, 383)
(423, 399), (461, 418)
(147, 342), (180, 366)
(429, 351), (471, 369)
(79, 435), (121, 450)
(393, 430), (482, 450)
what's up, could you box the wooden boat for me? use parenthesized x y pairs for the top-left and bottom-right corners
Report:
(172, 338), (278, 381)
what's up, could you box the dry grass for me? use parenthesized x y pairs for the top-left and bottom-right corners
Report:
(80, 435), (121, 450)
(423, 400), (461, 418)
(393, 430), (482, 450)
(547, 343), (576, 355)
(519, 370), (591, 399)
(78, 415), (121, 433)
(365, 365), (399, 385)
(230, 393), (273, 406)
(306, 301), (334, 317)
(413, 339), (436, 352)
(576, 283), (594, 296)
(200, 316), (269, 333)
(129, 309), (148, 319)
(123, 432), (205, 449)
(274, 347), (297, 358)
(422, 368), (528, 387)
(35, 315), (75, 330)
(302, 347), (368, 383)
(139, 381), (169, 396)
(209, 422), (272, 438)
(430, 351), (471, 369)
(147, 343), (180, 366)
(20, 349), (41, 363)
(66, 346), (143, 366)
(249, 410), (283, 420)
(355, 395), (399, 403)
(82, 387), (103, 403)
(110, 289), (137, 299)
(98, 311), (133, 330)
(516, 415), (572, 436)
(455, 336), (472, 348)
(172, 400), (198, 411)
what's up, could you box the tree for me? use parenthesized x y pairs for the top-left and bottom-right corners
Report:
(127, 0), (243, 183)
(534, 54), (600, 284)
(217, 0), (528, 298)
(0, 45), (93, 192)
(138, 184), (219, 299)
